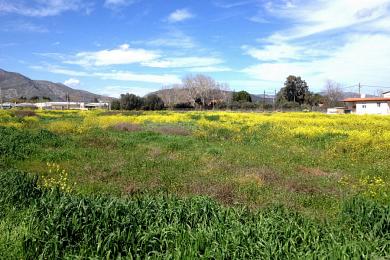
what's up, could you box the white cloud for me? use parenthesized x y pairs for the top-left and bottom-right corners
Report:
(167, 9), (194, 23)
(66, 44), (160, 67)
(104, 0), (136, 9)
(63, 78), (80, 88)
(144, 30), (196, 49)
(0, 0), (91, 17)
(264, 0), (390, 40)
(243, 34), (390, 91)
(187, 66), (232, 72)
(241, 0), (390, 92)
(30, 65), (89, 77)
(98, 85), (158, 97)
(242, 44), (303, 61)
(214, 0), (257, 9)
(95, 71), (181, 84)
(32, 64), (181, 85)
(142, 56), (223, 68)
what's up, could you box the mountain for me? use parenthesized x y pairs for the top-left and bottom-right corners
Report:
(0, 68), (111, 102)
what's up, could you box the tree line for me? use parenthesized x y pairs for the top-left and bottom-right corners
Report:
(111, 74), (345, 111)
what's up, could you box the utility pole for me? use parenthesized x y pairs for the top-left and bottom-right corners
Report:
(0, 87), (3, 109)
(358, 82), (361, 96)
(273, 89), (276, 111)
(66, 92), (70, 110)
(263, 90), (266, 112)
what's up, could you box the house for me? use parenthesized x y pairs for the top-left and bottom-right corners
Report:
(327, 107), (351, 114)
(84, 102), (109, 110)
(35, 102), (85, 110)
(342, 93), (390, 115)
(15, 103), (38, 109)
(0, 102), (14, 109)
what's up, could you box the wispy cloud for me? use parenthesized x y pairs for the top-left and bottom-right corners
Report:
(97, 85), (159, 97)
(94, 71), (181, 84)
(60, 43), (226, 71)
(167, 9), (194, 23)
(31, 65), (181, 85)
(214, 0), (258, 9)
(1, 20), (48, 33)
(242, 0), (390, 90)
(187, 66), (232, 73)
(263, 0), (390, 40)
(30, 65), (89, 77)
(142, 56), (224, 69)
(65, 44), (160, 67)
(0, 0), (92, 17)
(142, 30), (197, 49)
(104, 0), (138, 10)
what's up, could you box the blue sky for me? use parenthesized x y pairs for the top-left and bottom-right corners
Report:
(1, 0), (390, 97)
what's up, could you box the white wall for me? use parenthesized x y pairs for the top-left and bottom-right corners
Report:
(356, 102), (390, 115)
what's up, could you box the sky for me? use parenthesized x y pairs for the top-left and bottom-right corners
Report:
(1, 0), (390, 97)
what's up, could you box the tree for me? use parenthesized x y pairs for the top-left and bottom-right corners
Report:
(143, 94), (164, 110)
(111, 99), (121, 110)
(182, 74), (218, 109)
(306, 92), (324, 107)
(277, 75), (309, 105)
(322, 80), (344, 107)
(119, 93), (143, 110)
(232, 91), (252, 102)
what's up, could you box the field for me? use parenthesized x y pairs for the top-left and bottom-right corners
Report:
(1, 109), (389, 258)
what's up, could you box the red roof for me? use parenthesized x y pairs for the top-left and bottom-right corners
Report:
(342, 97), (390, 102)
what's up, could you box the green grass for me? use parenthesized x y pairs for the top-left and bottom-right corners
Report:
(0, 169), (389, 259)
(0, 110), (389, 257)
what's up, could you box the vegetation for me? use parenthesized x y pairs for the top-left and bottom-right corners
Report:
(0, 109), (389, 257)
(232, 90), (252, 102)
(277, 75), (309, 105)
(112, 93), (165, 111)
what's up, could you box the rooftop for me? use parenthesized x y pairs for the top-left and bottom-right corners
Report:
(342, 97), (390, 102)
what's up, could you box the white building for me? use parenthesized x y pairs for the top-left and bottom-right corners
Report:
(342, 93), (390, 115)
(35, 102), (109, 110)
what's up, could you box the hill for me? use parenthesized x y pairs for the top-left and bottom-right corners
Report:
(0, 69), (110, 102)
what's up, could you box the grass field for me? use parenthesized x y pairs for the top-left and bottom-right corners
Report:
(1, 109), (389, 258)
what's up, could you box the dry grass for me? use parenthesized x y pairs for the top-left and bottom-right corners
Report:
(152, 125), (191, 136)
(12, 110), (37, 117)
(298, 166), (338, 178)
(111, 122), (142, 132)
(187, 180), (236, 205)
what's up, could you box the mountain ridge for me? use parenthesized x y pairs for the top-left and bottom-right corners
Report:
(0, 68), (111, 102)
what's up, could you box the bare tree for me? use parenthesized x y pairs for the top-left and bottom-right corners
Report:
(375, 89), (384, 97)
(182, 74), (219, 109)
(323, 80), (344, 107)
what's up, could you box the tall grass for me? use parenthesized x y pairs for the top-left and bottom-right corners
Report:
(0, 170), (388, 258)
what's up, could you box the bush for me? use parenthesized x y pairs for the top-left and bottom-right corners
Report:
(174, 103), (194, 109)
(143, 94), (165, 110)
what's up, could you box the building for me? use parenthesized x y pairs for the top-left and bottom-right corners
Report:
(35, 102), (109, 110)
(342, 93), (390, 115)
(0, 102), (110, 110)
(326, 107), (351, 114)
(0, 102), (14, 109)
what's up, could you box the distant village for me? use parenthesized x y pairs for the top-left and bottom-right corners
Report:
(0, 101), (109, 110)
